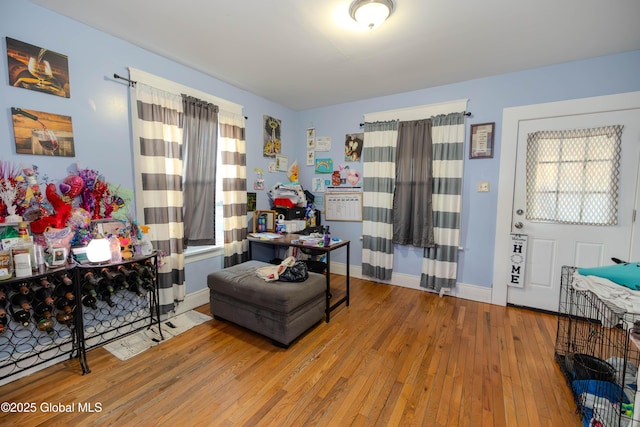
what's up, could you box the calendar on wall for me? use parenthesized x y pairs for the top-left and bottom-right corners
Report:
(325, 192), (362, 222)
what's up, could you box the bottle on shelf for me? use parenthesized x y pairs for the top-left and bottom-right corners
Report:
(323, 226), (331, 246)
(54, 279), (75, 324)
(83, 270), (102, 287)
(9, 285), (33, 326)
(40, 276), (54, 289)
(54, 288), (75, 325)
(98, 281), (115, 307)
(18, 221), (29, 240)
(81, 292), (98, 310)
(131, 264), (154, 292)
(117, 265), (145, 296)
(56, 273), (74, 288)
(54, 276), (74, 300)
(109, 235), (122, 263)
(101, 267), (128, 290)
(129, 279), (145, 297)
(15, 282), (34, 302)
(138, 225), (153, 256)
(0, 308), (7, 333)
(33, 297), (54, 319)
(34, 286), (55, 309)
(116, 264), (135, 279)
(55, 310), (73, 326)
(81, 270), (100, 310)
(133, 259), (156, 280)
(82, 277), (99, 298)
(92, 269), (116, 307)
(54, 284), (76, 307)
(33, 244), (46, 272)
(32, 299), (54, 334)
(0, 286), (7, 307)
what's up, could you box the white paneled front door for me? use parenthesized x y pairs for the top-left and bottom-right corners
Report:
(507, 110), (639, 311)
(492, 92), (640, 312)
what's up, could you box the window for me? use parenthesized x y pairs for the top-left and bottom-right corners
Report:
(525, 125), (623, 225)
(182, 96), (218, 247)
(129, 68), (243, 252)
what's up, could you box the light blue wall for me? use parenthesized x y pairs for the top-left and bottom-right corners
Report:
(295, 51), (640, 288)
(2, 1), (639, 295)
(1, 1), (296, 294)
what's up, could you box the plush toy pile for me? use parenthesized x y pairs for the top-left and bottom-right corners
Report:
(0, 162), (132, 247)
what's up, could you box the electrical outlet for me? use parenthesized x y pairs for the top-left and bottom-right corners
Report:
(477, 181), (490, 192)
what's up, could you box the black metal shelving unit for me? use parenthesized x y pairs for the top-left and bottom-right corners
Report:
(0, 265), (78, 384)
(75, 252), (162, 374)
(0, 252), (161, 384)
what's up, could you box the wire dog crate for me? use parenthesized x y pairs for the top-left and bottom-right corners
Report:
(555, 266), (640, 427)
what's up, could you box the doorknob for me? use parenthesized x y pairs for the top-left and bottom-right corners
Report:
(514, 222), (524, 229)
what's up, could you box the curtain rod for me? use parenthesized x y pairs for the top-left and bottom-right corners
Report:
(359, 111), (472, 127)
(114, 73), (136, 87)
(113, 73), (249, 120)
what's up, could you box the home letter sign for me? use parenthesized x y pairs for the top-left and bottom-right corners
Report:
(508, 233), (528, 288)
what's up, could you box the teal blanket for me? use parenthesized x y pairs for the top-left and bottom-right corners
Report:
(578, 263), (640, 290)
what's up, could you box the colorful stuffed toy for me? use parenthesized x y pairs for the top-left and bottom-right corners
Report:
(29, 183), (72, 234)
(119, 235), (134, 259)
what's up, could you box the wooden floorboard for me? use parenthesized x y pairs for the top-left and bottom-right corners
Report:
(0, 276), (580, 426)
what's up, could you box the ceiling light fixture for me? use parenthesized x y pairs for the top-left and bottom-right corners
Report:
(349, 0), (394, 30)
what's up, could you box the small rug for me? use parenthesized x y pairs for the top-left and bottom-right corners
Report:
(103, 310), (212, 361)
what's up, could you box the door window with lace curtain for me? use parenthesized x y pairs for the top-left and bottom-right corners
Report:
(525, 125), (623, 225)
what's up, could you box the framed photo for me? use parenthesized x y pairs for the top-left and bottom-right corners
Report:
(247, 192), (256, 211)
(6, 37), (71, 98)
(11, 107), (75, 157)
(253, 210), (276, 233)
(469, 122), (495, 159)
(306, 127), (315, 150)
(344, 133), (363, 162)
(94, 219), (126, 237)
(263, 115), (281, 157)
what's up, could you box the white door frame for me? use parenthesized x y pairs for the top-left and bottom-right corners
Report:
(491, 91), (640, 306)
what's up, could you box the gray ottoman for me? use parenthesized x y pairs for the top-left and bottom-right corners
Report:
(207, 260), (325, 347)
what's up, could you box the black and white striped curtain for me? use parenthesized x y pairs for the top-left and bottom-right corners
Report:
(131, 84), (186, 314)
(361, 120), (398, 280)
(220, 111), (248, 267)
(421, 112), (466, 291)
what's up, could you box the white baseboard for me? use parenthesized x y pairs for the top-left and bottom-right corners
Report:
(169, 288), (211, 318)
(329, 261), (492, 304)
(177, 261), (493, 319)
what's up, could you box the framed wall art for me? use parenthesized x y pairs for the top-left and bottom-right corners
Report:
(263, 115), (281, 157)
(344, 133), (363, 161)
(6, 37), (70, 98)
(315, 158), (333, 174)
(11, 107), (75, 157)
(469, 122), (495, 159)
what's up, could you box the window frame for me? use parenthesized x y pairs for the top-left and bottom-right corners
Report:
(128, 68), (243, 261)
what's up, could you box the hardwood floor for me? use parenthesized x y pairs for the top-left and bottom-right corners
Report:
(0, 276), (580, 426)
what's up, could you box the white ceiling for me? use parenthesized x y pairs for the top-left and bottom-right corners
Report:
(28, 0), (640, 111)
